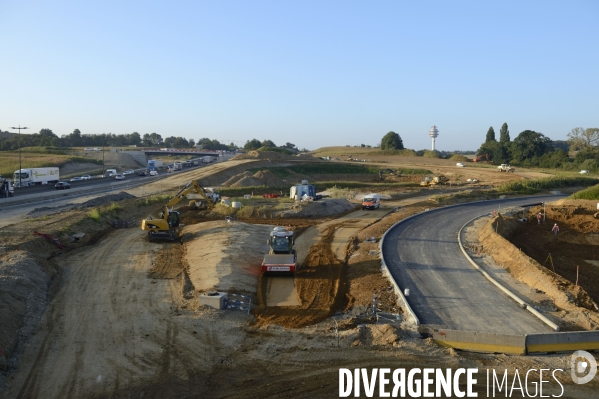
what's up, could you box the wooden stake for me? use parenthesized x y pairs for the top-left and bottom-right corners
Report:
(576, 265), (579, 286)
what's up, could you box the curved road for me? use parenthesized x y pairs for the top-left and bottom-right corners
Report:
(382, 196), (563, 334)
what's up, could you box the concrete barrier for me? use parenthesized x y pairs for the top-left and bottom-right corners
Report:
(433, 329), (527, 355)
(526, 331), (599, 353)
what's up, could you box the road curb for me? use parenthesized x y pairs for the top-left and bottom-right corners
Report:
(458, 212), (560, 331)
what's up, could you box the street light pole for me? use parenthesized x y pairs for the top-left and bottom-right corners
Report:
(11, 125), (28, 188)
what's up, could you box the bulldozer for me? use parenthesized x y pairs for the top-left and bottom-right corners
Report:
(141, 181), (219, 242)
(261, 227), (298, 274)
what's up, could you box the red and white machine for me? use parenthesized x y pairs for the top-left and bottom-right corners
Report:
(261, 227), (298, 274)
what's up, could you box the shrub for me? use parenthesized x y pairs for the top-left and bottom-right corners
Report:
(570, 184), (599, 200)
(88, 209), (101, 221)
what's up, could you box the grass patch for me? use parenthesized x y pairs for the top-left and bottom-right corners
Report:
(88, 209), (102, 221)
(497, 177), (599, 194)
(0, 150), (102, 176)
(570, 184), (599, 200)
(136, 195), (172, 207)
(256, 147), (294, 155)
(247, 164), (431, 178)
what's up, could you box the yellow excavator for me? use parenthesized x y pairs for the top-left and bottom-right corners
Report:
(141, 181), (219, 242)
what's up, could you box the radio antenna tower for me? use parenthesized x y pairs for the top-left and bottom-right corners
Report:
(429, 125), (439, 151)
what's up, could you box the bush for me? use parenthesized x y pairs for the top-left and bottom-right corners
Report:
(570, 184), (599, 199)
(497, 177), (599, 194)
(450, 154), (470, 162)
(88, 209), (101, 221)
(421, 150), (440, 158)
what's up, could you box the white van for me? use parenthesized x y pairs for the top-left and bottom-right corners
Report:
(362, 193), (380, 210)
(103, 169), (117, 177)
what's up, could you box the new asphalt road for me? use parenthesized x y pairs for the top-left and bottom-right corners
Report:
(382, 196), (563, 334)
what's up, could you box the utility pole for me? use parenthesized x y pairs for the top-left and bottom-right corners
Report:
(11, 125), (28, 188)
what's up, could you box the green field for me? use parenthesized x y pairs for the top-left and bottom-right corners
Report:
(0, 151), (101, 177)
(247, 163), (430, 177)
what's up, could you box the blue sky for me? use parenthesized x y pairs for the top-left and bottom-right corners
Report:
(1, 1), (597, 151)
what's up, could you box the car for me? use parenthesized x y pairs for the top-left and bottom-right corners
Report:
(81, 175), (91, 180)
(139, 170), (148, 176)
(149, 170), (158, 176)
(114, 174), (125, 180)
(123, 169), (134, 175)
(70, 177), (83, 182)
(55, 182), (71, 190)
(84, 147), (92, 151)
(580, 170), (590, 175)
(456, 163), (466, 167)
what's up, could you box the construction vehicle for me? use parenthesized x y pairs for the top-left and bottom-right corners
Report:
(498, 164), (515, 173)
(0, 177), (14, 198)
(141, 181), (219, 241)
(473, 153), (489, 162)
(420, 175), (449, 186)
(261, 227), (298, 273)
(148, 159), (163, 171)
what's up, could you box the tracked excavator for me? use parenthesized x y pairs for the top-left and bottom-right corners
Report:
(261, 227), (298, 274)
(141, 181), (219, 241)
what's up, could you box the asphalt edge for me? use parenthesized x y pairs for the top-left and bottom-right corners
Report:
(457, 212), (560, 331)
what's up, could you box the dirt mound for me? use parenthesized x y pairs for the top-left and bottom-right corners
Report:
(277, 198), (357, 218)
(183, 221), (271, 294)
(251, 170), (286, 186)
(222, 171), (254, 186)
(478, 215), (599, 330)
(232, 150), (313, 162)
(229, 176), (263, 187)
(0, 252), (55, 369)
(253, 226), (348, 328)
(223, 169), (288, 188)
(25, 192), (136, 218)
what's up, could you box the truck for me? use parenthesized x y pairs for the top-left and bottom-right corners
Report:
(498, 164), (515, 173)
(173, 162), (183, 171)
(201, 156), (215, 164)
(0, 177), (14, 198)
(148, 159), (163, 171)
(13, 167), (59, 187)
(103, 169), (117, 177)
(261, 227), (298, 274)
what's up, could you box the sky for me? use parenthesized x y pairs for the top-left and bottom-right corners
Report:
(1, 1), (598, 151)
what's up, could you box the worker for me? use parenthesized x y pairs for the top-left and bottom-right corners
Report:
(552, 223), (560, 236)
(537, 213), (543, 226)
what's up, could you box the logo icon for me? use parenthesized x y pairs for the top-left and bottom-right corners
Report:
(571, 350), (597, 384)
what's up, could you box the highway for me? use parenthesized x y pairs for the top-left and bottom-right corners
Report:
(382, 196), (562, 334)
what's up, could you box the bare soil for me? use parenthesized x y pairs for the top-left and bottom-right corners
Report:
(1, 155), (598, 397)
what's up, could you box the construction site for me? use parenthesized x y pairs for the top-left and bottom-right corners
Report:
(0, 150), (598, 398)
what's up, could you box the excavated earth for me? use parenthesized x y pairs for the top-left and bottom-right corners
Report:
(1, 157), (598, 398)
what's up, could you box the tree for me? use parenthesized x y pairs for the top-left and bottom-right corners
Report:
(499, 123), (510, 143)
(485, 127), (496, 143)
(478, 141), (510, 165)
(284, 142), (296, 149)
(380, 131), (404, 150)
(188, 139), (195, 148)
(511, 130), (552, 162)
(261, 140), (276, 148)
(567, 127), (599, 151)
(244, 139), (262, 151)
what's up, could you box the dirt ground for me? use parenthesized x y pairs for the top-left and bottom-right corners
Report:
(1, 154), (599, 398)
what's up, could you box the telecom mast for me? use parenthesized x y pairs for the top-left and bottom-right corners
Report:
(429, 125), (439, 151)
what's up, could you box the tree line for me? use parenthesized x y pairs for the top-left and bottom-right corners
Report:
(0, 128), (299, 153)
(477, 123), (599, 171)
